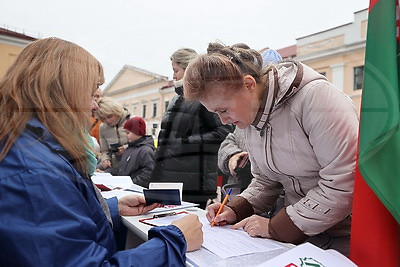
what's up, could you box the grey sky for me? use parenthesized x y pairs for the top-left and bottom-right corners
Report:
(0, 0), (369, 87)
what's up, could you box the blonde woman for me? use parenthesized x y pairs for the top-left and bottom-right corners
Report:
(94, 96), (130, 170)
(0, 37), (202, 266)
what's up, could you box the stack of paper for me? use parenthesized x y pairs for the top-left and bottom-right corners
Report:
(91, 175), (139, 191)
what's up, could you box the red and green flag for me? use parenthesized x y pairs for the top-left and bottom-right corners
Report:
(350, 0), (400, 266)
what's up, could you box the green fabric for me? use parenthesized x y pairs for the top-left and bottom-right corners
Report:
(358, 0), (400, 224)
(85, 132), (97, 177)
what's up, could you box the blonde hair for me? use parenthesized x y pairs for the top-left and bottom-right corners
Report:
(94, 97), (125, 120)
(0, 37), (104, 175)
(170, 48), (198, 69)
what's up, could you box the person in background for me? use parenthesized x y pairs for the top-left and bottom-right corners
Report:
(261, 48), (283, 67)
(218, 46), (283, 198)
(90, 88), (103, 145)
(183, 42), (358, 256)
(150, 48), (233, 209)
(94, 97), (130, 170)
(0, 37), (203, 266)
(106, 117), (155, 188)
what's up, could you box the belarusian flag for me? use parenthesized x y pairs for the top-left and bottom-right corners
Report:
(350, 0), (400, 266)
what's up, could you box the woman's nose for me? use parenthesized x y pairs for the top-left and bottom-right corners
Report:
(218, 114), (230, 125)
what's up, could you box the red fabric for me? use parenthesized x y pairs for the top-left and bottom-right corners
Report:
(217, 175), (223, 187)
(350, 167), (399, 266)
(123, 117), (146, 136)
(369, 0), (379, 10)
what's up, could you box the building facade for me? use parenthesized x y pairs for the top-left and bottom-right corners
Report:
(294, 8), (367, 112)
(105, 8), (367, 132)
(0, 27), (37, 78)
(102, 65), (175, 137)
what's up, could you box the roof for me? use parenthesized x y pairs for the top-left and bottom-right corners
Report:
(0, 27), (37, 41)
(276, 45), (297, 58)
(103, 64), (169, 95)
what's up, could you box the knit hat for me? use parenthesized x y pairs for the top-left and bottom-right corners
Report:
(123, 117), (146, 136)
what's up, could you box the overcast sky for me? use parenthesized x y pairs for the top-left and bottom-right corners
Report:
(0, 0), (369, 88)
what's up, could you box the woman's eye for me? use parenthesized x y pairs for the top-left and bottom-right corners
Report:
(219, 109), (227, 114)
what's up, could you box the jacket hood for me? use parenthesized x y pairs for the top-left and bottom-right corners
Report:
(273, 60), (327, 107)
(252, 60), (327, 132)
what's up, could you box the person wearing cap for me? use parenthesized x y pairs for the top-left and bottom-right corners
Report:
(261, 48), (282, 67)
(106, 117), (155, 188)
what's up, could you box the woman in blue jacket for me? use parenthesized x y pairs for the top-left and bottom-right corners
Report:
(0, 37), (202, 266)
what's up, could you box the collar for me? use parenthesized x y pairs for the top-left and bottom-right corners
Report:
(251, 67), (279, 134)
(26, 117), (66, 153)
(251, 61), (303, 134)
(128, 136), (146, 147)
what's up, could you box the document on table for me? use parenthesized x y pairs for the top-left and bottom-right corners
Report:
(140, 214), (285, 259)
(199, 218), (284, 259)
(91, 175), (144, 192)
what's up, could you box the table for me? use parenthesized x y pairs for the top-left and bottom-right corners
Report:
(122, 207), (294, 266)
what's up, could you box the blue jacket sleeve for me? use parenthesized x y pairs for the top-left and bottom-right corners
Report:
(0, 166), (187, 266)
(107, 225), (187, 266)
(106, 197), (121, 229)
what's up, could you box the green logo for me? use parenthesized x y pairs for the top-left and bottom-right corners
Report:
(299, 257), (325, 267)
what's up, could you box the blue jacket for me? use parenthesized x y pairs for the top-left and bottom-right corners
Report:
(0, 118), (186, 266)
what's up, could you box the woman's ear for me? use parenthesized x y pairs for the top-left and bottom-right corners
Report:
(243, 75), (257, 92)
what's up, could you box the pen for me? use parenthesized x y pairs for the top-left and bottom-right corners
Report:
(211, 188), (232, 227)
(153, 212), (176, 218)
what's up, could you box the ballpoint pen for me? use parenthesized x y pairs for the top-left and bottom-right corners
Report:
(153, 212), (177, 218)
(211, 188), (233, 227)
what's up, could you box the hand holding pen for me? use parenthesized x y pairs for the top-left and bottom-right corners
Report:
(207, 188), (237, 226)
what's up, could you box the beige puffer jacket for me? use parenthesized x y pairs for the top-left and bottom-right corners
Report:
(227, 60), (358, 255)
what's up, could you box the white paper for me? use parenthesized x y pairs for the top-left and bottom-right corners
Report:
(258, 242), (358, 267)
(93, 172), (112, 176)
(137, 215), (284, 259)
(91, 175), (134, 190)
(146, 201), (199, 214)
(199, 218), (284, 259)
(143, 211), (189, 226)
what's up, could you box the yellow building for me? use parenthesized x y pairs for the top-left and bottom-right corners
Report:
(294, 8), (367, 112)
(106, 8), (367, 129)
(103, 65), (175, 137)
(0, 27), (36, 78)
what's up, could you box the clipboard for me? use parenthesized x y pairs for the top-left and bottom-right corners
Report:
(139, 211), (189, 227)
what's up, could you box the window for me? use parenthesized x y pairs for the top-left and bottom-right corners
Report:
(354, 66), (364, 90)
(152, 103), (157, 117)
(142, 104), (146, 118)
(164, 100), (170, 112)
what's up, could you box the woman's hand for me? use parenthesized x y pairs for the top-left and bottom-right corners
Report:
(116, 145), (127, 155)
(101, 159), (112, 169)
(118, 195), (160, 216)
(232, 215), (271, 238)
(206, 203), (237, 226)
(172, 214), (203, 252)
(228, 151), (248, 177)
